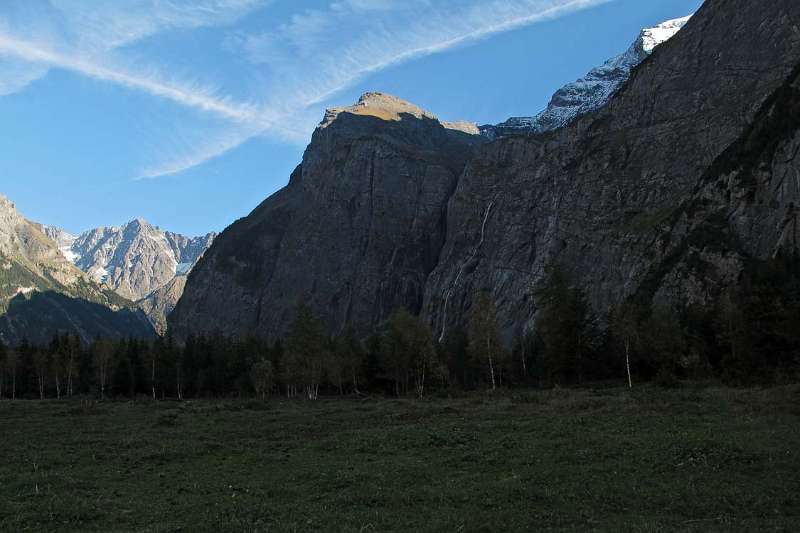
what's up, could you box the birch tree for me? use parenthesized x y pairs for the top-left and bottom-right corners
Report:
(65, 335), (79, 398)
(5, 349), (18, 400)
(0, 342), (5, 400)
(285, 303), (327, 400)
(51, 349), (64, 400)
(92, 339), (114, 400)
(33, 349), (48, 400)
(610, 302), (643, 389)
(467, 292), (506, 390)
(143, 345), (159, 400)
(250, 359), (274, 400)
(383, 309), (436, 398)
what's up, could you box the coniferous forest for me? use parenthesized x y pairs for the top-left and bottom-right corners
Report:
(3, 259), (798, 402)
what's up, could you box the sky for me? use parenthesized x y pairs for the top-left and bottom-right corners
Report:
(0, 0), (703, 237)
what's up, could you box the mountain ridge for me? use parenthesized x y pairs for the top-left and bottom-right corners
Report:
(0, 196), (156, 344)
(480, 14), (692, 139)
(44, 218), (215, 333)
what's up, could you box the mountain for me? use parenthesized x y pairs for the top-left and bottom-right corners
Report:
(480, 15), (691, 139)
(0, 196), (155, 344)
(424, 0), (800, 342)
(172, 0), (800, 346)
(45, 219), (215, 333)
(170, 93), (484, 339)
(48, 219), (215, 301)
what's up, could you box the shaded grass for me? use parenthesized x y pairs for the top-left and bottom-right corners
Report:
(1, 385), (799, 532)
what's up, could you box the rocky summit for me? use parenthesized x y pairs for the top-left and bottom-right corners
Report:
(172, 0), (800, 346)
(0, 196), (155, 344)
(480, 15), (692, 139)
(170, 93), (485, 340)
(46, 219), (215, 333)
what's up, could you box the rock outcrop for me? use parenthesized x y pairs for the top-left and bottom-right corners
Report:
(170, 93), (484, 340)
(424, 0), (800, 342)
(136, 275), (187, 335)
(173, 0), (800, 347)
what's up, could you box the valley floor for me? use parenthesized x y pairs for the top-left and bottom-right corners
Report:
(1, 385), (799, 532)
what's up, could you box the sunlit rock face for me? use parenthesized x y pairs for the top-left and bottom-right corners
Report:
(45, 219), (215, 331)
(0, 197), (155, 344)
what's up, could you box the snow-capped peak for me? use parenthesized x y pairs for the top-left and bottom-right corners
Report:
(481, 14), (693, 139)
(640, 15), (693, 53)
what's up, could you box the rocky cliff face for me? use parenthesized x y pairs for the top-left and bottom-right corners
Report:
(136, 275), (187, 335)
(173, 0), (800, 346)
(170, 93), (484, 340)
(46, 219), (215, 332)
(481, 15), (691, 139)
(424, 0), (800, 342)
(0, 196), (155, 344)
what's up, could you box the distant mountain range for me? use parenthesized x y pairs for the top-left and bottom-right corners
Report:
(43, 221), (215, 333)
(0, 196), (215, 342)
(0, 196), (155, 344)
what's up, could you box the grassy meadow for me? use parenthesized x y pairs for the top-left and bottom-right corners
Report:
(1, 385), (799, 532)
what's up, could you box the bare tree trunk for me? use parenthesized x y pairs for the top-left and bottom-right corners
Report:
(520, 339), (528, 378)
(56, 374), (61, 400)
(151, 359), (156, 400)
(38, 375), (45, 400)
(352, 369), (360, 395)
(625, 339), (632, 389)
(12, 372), (16, 400)
(487, 335), (496, 390)
(67, 353), (74, 398)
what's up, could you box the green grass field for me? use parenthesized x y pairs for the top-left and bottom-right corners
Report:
(1, 385), (799, 532)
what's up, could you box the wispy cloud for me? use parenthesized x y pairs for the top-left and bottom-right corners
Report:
(0, 0), (267, 95)
(1, 0), (611, 179)
(0, 33), (258, 122)
(142, 0), (611, 178)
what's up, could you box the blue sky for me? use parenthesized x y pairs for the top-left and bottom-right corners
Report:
(0, 0), (703, 237)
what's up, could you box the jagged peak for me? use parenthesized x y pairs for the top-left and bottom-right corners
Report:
(639, 15), (693, 54)
(320, 91), (479, 135)
(127, 217), (150, 228)
(0, 194), (16, 212)
(483, 13), (693, 139)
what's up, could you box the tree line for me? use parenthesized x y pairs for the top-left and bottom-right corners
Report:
(1, 259), (798, 401)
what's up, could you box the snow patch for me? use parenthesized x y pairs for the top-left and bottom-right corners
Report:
(640, 15), (693, 53)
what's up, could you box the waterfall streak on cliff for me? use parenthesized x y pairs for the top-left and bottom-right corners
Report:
(438, 201), (494, 341)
